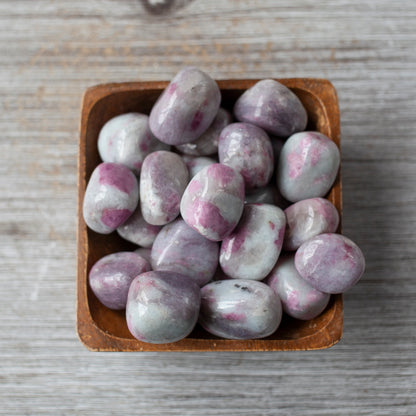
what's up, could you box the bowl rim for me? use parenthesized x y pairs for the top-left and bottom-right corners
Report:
(77, 78), (343, 352)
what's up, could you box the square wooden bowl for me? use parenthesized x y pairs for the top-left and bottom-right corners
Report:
(77, 78), (343, 351)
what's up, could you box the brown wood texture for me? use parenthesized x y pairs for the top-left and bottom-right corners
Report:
(77, 78), (343, 351)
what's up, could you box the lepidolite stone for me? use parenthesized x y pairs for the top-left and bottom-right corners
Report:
(97, 112), (169, 175)
(199, 279), (282, 340)
(277, 131), (340, 202)
(126, 271), (200, 344)
(117, 204), (162, 248)
(219, 204), (286, 280)
(149, 67), (221, 145)
(180, 163), (245, 241)
(151, 219), (219, 286)
(89, 251), (151, 310)
(83, 162), (139, 234)
(284, 197), (340, 251)
(266, 254), (330, 320)
(233, 79), (307, 137)
(140, 151), (189, 226)
(176, 108), (232, 156)
(295, 233), (366, 294)
(218, 122), (274, 189)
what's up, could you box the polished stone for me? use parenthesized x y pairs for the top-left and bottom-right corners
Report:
(180, 163), (245, 241)
(219, 203), (286, 280)
(140, 151), (189, 225)
(277, 131), (340, 202)
(295, 233), (366, 294)
(83, 162), (139, 234)
(199, 279), (282, 340)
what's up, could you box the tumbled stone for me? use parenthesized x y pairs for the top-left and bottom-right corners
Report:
(176, 108), (232, 156)
(234, 79), (307, 137)
(219, 203), (286, 280)
(83, 162), (139, 234)
(140, 151), (189, 226)
(151, 218), (219, 286)
(149, 67), (221, 145)
(126, 271), (200, 344)
(89, 251), (151, 310)
(117, 204), (162, 248)
(277, 131), (340, 202)
(182, 155), (217, 178)
(98, 112), (169, 175)
(284, 197), (339, 251)
(266, 254), (330, 320)
(180, 163), (245, 241)
(218, 122), (274, 189)
(199, 279), (282, 340)
(295, 233), (366, 294)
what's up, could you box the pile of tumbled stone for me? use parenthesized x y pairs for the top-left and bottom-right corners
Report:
(83, 67), (365, 344)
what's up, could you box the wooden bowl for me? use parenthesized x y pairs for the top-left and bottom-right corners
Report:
(77, 78), (342, 351)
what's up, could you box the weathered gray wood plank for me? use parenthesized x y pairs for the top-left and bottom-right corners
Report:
(0, 0), (415, 415)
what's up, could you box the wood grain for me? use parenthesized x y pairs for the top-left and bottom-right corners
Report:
(0, 0), (415, 415)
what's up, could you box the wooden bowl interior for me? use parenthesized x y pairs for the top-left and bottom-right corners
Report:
(78, 79), (342, 351)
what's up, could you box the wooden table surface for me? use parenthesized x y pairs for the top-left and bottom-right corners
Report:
(1, 1), (415, 414)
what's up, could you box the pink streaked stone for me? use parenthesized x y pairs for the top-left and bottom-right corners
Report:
(233, 79), (307, 137)
(97, 112), (169, 176)
(218, 122), (274, 189)
(180, 163), (245, 241)
(176, 108), (232, 156)
(83, 162), (139, 234)
(199, 279), (282, 340)
(151, 218), (219, 287)
(294, 233), (365, 294)
(284, 197), (340, 251)
(140, 151), (189, 226)
(149, 67), (221, 145)
(99, 162), (136, 194)
(266, 254), (330, 320)
(277, 131), (340, 202)
(219, 203), (286, 280)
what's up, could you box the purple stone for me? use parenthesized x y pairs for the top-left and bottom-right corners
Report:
(277, 131), (340, 202)
(233, 79), (307, 137)
(83, 162), (139, 234)
(140, 151), (189, 226)
(89, 251), (151, 310)
(284, 197), (340, 251)
(266, 254), (330, 320)
(180, 163), (245, 241)
(199, 279), (282, 340)
(218, 122), (274, 189)
(294, 233), (366, 294)
(176, 108), (232, 156)
(126, 271), (201, 344)
(219, 204), (286, 280)
(149, 67), (221, 145)
(98, 112), (169, 175)
(117, 204), (162, 248)
(151, 218), (219, 286)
